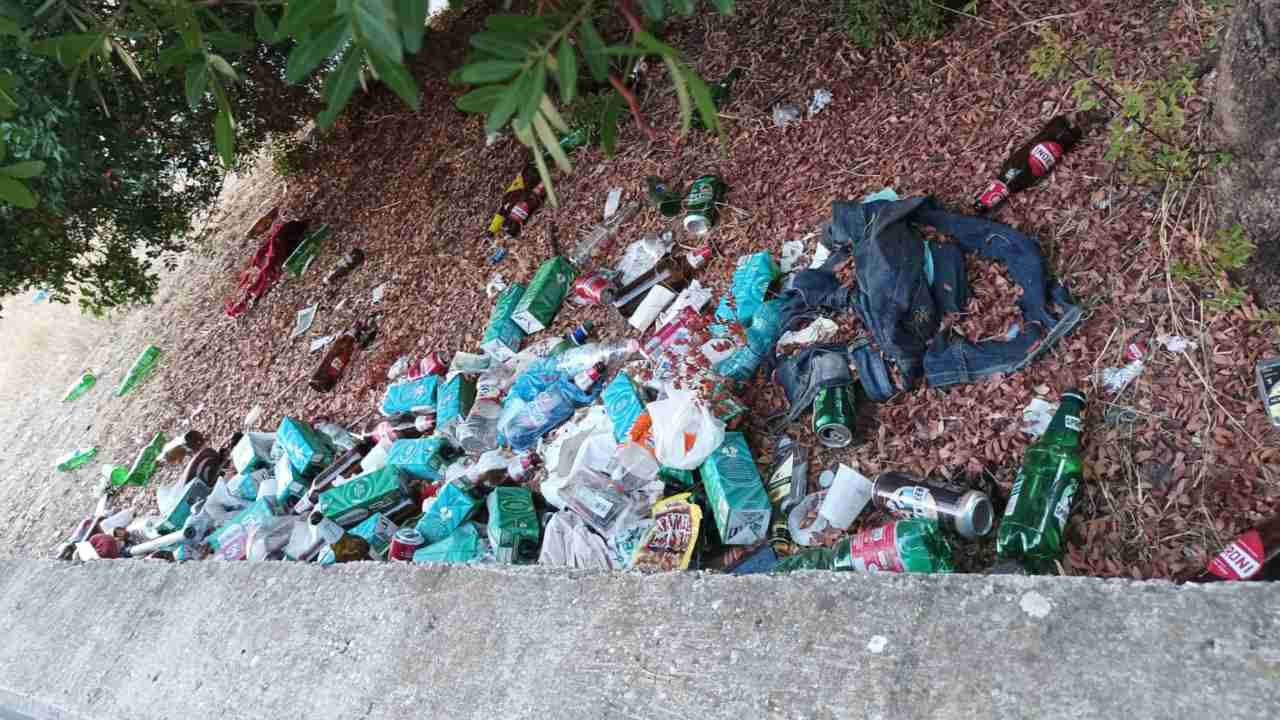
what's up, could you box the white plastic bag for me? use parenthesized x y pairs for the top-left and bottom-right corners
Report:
(647, 390), (726, 470)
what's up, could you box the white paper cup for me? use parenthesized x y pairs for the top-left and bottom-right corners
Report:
(818, 465), (873, 530)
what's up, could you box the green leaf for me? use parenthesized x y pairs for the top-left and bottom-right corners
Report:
(455, 85), (507, 114)
(0, 160), (45, 178)
(207, 53), (238, 82)
(663, 56), (691, 135)
(684, 65), (721, 138)
(709, 0), (735, 12)
(486, 14), (550, 35)
(254, 7), (277, 42)
(286, 17), (349, 83)
(0, 139), (6, 162)
(539, 94), (569, 134)
(317, 50), (362, 127)
(459, 60), (523, 84)
(671, 0), (695, 15)
(601, 92), (623, 157)
(486, 74), (527, 134)
(517, 58), (546, 130)
(641, 0), (667, 21)
(556, 39), (577, 104)
(157, 45), (196, 72)
(533, 113), (571, 173)
(215, 106), (234, 167)
(0, 175), (36, 208)
(396, 0), (427, 54)
(469, 31), (532, 60)
(279, 0), (334, 37)
(529, 130), (558, 208)
(577, 19), (607, 83)
(353, 0), (402, 61)
(184, 61), (208, 110)
(207, 32), (252, 53)
(634, 30), (678, 56)
(603, 46), (652, 57)
(367, 48), (420, 110)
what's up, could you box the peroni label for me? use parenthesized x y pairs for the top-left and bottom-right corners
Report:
(1028, 142), (1063, 177)
(1208, 529), (1264, 580)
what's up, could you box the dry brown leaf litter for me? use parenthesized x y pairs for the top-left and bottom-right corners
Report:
(94, 0), (1279, 578)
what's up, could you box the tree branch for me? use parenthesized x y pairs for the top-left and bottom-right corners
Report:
(608, 71), (656, 141)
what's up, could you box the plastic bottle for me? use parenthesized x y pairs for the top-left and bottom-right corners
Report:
(552, 340), (641, 377)
(506, 365), (606, 452)
(615, 231), (674, 285)
(570, 201), (640, 266)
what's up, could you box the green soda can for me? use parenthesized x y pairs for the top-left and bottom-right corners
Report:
(683, 174), (724, 236)
(813, 386), (853, 448)
(62, 372), (97, 403)
(55, 447), (98, 472)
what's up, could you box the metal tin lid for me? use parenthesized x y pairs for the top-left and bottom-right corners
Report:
(957, 490), (994, 539)
(684, 213), (710, 236)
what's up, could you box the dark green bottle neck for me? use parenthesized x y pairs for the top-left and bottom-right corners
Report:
(1043, 391), (1086, 444)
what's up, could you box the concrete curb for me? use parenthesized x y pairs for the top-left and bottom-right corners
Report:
(1, 560), (1277, 719)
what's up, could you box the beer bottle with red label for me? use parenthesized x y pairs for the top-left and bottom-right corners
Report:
(309, 329), (357, 392)
(974, 113), (1095, 213)
(1188, 514), (1280, 582)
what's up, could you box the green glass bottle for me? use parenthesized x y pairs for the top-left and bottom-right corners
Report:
(62, 372), (97, 403)
(116, 345), (163, 397)
(55, 447), (98, 472)
(125, 432), (167, 486)
(773, 519), (954, 574)
(996, 389), (1086, 571)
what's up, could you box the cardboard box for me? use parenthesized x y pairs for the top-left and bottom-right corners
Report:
(318, 466), (413, 528)
(231, 432), (275, 474)
(486, 487), (540, 564)
(511, 256), (577, 334)
(698, 432), (771, 545)
(436, 374), (476, 432)
(481, 283), (527, 360)
(415, 481), (479, 544)
(276, 417), (334, 478)
(385, 437), (456, 482)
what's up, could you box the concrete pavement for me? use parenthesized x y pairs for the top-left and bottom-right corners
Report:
(0, 560), (1277, 720)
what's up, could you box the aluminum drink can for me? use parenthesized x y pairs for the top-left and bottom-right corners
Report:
(571, 272), (614, 306)
(405, 352), (448, 380)
(870, 471), (994, 539)
(813, 386), (853, 448)
(388, 527), (426, 561)
(1257, 357), (1280, 429)
(683, 175), (722, 236)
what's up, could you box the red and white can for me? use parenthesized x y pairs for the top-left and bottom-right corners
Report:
(571, 272), (615, 306)
(388, 527), (426, 561)
(408, 352), (448, 379)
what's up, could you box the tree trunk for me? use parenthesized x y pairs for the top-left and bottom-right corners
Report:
(1214, 0), (1280, 310)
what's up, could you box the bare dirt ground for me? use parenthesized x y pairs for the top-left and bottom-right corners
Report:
(0, 164), (284, 558)
(2, 0), (1277, 577)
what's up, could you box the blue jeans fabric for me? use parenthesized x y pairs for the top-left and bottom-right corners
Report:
(828, 195), (1082, 391)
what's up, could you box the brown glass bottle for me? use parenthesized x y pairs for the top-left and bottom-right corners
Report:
(1188, 514), (1280, 582)
(500, 169), (546, 238)
(973, 113), (1099, 213)
(309, 330), (356, 392)
(613, 246), (712, 317)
